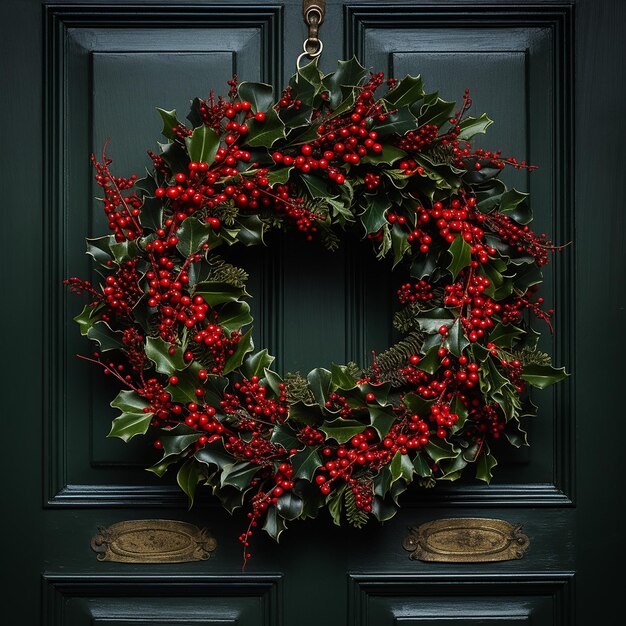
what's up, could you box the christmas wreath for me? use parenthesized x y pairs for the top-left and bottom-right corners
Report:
(66, 58), (567, 564)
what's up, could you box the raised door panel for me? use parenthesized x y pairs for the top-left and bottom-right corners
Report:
(346, 4), (574, 503)
(45, 5), (282, 504)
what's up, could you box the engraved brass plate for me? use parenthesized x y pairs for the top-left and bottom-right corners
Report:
(91, 519), (217, 563)
(403, 518), (529, 563)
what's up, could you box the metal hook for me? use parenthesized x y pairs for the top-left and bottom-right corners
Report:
(302, 0), (325, 59)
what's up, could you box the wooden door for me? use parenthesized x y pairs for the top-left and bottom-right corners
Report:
(1, 0), (623, 623)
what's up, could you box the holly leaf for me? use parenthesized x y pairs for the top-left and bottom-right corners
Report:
(263, 368), (284, 397)
(108, 390), (153, 442)
(439, 455), (468, 481)
(424, 440), (460, 463)
(326, 483), (347, 526)
(330, 363), (358, 391)
(185, 125), (220, 165)
(193, 281), (250, 306)
(368, 406), (396, 439)
(324, 57), (368, 108)
(222, 328), (254, 374)
(307, 367), (332, 406)
(276, 491), (305, 521)
(220, 462), (260, 490)
(450, 395), (469, 433)
(320, 419), (366, 444)
(415, 346), (442, 374)
(263, 506), (287, 541)
(176, 217), (215, 257)
(391, 223), (410, 267)
(235, 215), (264, 246)
(415, 307), (455, 334)
(521, 364), (569, 389)
(156, 107), (180, 140)
(109, 240), (140, 264)
(139, 196), (164, 232)
(403, 393), (434, 417)
(445, 317), (470, 358)
(176, 458), (206, 508)
(86, 235), (114, 265)
(270, 423), (303, 452)
(237, 81), (274, 113)
(160, 423), (200, 457)
(217, 300), (253, 333)
(360, 194), (391, 234)
(301, 172), (332, 199)
(384, 75), (425, 107)
(145, 336), (186, 375)
(361, 145), (407, 166)
(146, 454), (182, 478)
(73, 303), (104, 336)
(245, 107), (285, 147)
(457, 113), (493, 140)
(489, 322), (524, 349)
(372, 105), (418, 137)
(290, 446), (322, 481)
(242, 349), (275, 379)
(265, 167), (292, 186)
(447, 236), (472, 279)
(413, 454), (433, 478)
(371, 496), (398, 522)
(86, 322), (124, 352)
(195, 440), (232, 470)
(475, 452), (498, 483)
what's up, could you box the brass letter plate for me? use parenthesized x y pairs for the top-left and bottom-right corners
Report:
(91, 519), (217, 563)
(403, 517), (529, 563)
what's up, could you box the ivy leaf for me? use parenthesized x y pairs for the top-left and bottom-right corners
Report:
(447, 236), (472, 279)
(384, 75), (425, 107)
(156, 107), (180, 140)
(276, 491), (305, 521)
(237, 81), (274, 113)
(108, 390), (153, 442)
(220, 462), (260, 490)
(246, 107), (286, 147)
(476, 452), (498, 483)
(195, 440), (232, 470)
(271, 423), (303, 452)
(368, 406), (396, 439)
(457, 113), (493, 140)
(193, 281), (250, 306)
(222, 328), (254, 374)
(176, 458), (206, 509)
(489, 322), (524, 348)
(217, 300), (253, 333)
(445, 317), (470, 358)
(263, 506), (287, 541)
(307, 367), (332, 406)
(87, 322), (124, 352)
(145, 337), (185, 375)
(185, 125), (220, 165)
(319, 418), (367, 444)
(521, 364), (569, 389)
(372, 105), (418, 137)
(330, 363), (358, 391)
(360, 194), (391, 234)
(242, 349), (275, 379)
(425, 440), (460, 463)
(290, 446), (322, 481)
(176, 217), (214, 257)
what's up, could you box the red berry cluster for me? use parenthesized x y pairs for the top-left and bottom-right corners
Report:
(397, 281), (433, 305)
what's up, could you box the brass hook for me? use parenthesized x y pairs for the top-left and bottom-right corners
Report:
(302, 0), (325, 57)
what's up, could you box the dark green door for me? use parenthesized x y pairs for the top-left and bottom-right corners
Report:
(2, 0), (623, 623)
